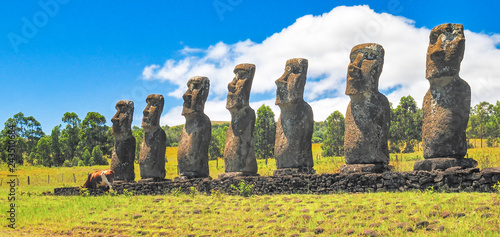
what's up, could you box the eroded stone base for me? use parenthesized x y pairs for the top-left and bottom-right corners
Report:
(218, 172), (259, 179)
(340, 164), (392, 174)
(273, 168), (315, 176)
(413, 158), (478, 171)
(174, 173), (212, 181)
(138, 178), (166, 183)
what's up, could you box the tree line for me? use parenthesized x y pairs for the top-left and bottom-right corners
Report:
(1, 97), (499, 167)
(0, 112), (112, 167)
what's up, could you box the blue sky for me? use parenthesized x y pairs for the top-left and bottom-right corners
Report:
(1, 0), (500, 134)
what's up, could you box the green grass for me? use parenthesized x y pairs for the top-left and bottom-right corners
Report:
(1, 145), (500, 236)
(1, 191), (499, 236)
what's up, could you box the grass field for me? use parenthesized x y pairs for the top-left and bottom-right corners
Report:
(1, 144), (499, 236)
(1, 190), (499, 236)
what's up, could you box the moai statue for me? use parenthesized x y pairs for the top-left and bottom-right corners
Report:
(219, 64), (258, 179)
(274, 58), (315, 175)
(342, 43), (391, 174)
(110, 100), (136, 182)
(414, 23), (477, 171)
(177, 76), (211, 179)
(139, 94), (166, 181)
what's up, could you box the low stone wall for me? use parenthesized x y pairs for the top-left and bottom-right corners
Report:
(53, 167), (500, 196)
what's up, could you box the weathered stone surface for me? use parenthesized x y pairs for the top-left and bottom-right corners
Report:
(413, 158), (478, 171)
(419, 23), (476, 170)
(137, 178), (155, 183)
(481, 166), (500, 176)
(218, 172), (259, 179)
(55, 166), (500, 196)
(340, 164), (392, 174)
(177, 76), (211, 179)
(110, 100), (136, 182)
(139, 94), (166, 181)
(422, 23), (469, 159)
(223, 63), (258, 177)
(344, 43), (390, 165)
(274, 58), (314, 175)
(273, 167), (315, 176)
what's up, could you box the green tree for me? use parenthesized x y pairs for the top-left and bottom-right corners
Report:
(389, 96), (422, 153)
(254, 105), (276, 160)
(208, 123), (228, 160)
(471, 102), (492, 148)
(163, 124), (183, 147)
(72, 156), (82, 167)
(0, 112), (44, 164)
(132, 126), (144, 162)
(51, 125), (64, 166)
(82, 149), (91, 166)
(91, 145), (107, 165)
(0, 124), (25, 164)
(61, 112), (81, 162)
(487, 101), (500, 146)
(23, 115), (45, 153)
(467, 109), (480, 147)
(321, 111), (345, 157)
(103, 127), (114, 156)
(33, 136), (52, 167)
(312, 121), (326, 143)
(78, 112), (108, 155)
(0, 137), (5, 163)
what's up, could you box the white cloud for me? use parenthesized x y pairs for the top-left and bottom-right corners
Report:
(180, 46), (204, 55)
(142, 64), (160, 79)
(146, 5), (500, 126)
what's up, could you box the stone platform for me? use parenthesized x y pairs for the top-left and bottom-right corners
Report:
(413, 158), (478, 171)
(53, 166), (500, 196)
(340, 164), (392, 174)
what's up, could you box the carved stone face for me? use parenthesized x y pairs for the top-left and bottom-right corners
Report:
(275, 58), (308, 105)
(227, 64), (255, 111)
(142, 94), (164, 130)
(346, 43), (384, 95)
(182, 76), (210, 116)
(111, 100), (134, 135)
(426, 23), (465, 79)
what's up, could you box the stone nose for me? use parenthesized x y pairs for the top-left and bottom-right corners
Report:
(352, 53), (364, 67)
(348, 63), (361, 78)
(111, 114), (119, 123)
(227, 80), (236, 92)
(183, 92), (191, 101)
(275, 74), (288, 86)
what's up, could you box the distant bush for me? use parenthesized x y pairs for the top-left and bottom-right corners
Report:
(62, 160), (72, 167)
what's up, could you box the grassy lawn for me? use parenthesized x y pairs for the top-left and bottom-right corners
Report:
(1, 191), (499, 236)
(0, 144), (499, 236)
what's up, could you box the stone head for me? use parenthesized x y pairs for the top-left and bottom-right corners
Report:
(227, 63), (255, 111)
(142, 94), (164, 130)
(346, 43), (384, 95)
(111, 100), (134, 136)
(182, 76), (210, 116)
(275, 58), (308, 105)
(426, 23), (465, 79)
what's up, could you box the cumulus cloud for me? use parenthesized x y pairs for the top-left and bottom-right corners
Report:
(145, 5), (500, 126)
